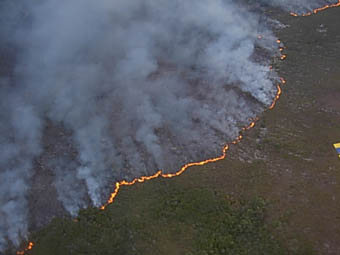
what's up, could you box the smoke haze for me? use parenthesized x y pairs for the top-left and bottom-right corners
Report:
(0, 0), (335, 250)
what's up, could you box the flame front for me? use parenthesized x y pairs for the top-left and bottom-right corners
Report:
(15, 18), (287, 255)
(290, 0), (340, 16)
(100, 143), (234, 209)
(100, 78), (284, 209)
(99, 36), (286, 210)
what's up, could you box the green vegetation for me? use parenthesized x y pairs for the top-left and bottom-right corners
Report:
(27, 190), (304, 255)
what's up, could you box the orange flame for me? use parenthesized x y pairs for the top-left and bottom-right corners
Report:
(16, 80), (286, 253)
(16, 242), (34, 255)
(17, 2), (340, 253)
(17, 13), (294, 254)
(99, 32), (289, 209)
(100, 81), (285, 209)
(290, 0), (340, 16)
(269, 84), (282, 110)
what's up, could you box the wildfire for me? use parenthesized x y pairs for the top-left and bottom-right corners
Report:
(98, 23), (292, 214)
(100, 143), (232, 209)
(100, 82), (286, 209)
(17, 27), (289, 255)
(280, 77), (286, 84)
(98, 36), (288, 210)
(16, 22), (288, 255)
(290, 0), (340, 16)
(16, 242), (34, 255)
(96, 1), (336, 251)
(269, 84), (282, 110)
(22, 0), (340, 251)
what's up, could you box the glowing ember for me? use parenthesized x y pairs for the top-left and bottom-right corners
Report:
(290, 0), (340, 16)
(269, 84), (282, 110)
(16, 242), (34, 255)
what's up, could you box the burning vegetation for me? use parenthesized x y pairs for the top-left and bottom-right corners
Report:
(1, 0), (339, 254)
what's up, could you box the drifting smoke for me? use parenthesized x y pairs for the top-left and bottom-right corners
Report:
(0, 0), (334, 250)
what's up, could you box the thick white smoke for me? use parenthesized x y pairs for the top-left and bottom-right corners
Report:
(0, 0), (334, 250)
(0, 86), (42, 249)
(19, 0), (277, 205)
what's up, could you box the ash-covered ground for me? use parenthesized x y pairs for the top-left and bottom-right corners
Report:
(0, 0), (338, 251)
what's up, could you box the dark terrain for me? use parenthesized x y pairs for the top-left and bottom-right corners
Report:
(8, 6), (340, 255)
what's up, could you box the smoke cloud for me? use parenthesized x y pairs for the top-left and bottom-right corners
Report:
(0, 0), (333, 250)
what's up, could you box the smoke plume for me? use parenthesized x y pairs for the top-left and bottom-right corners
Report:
(0, 0), (334, 250)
